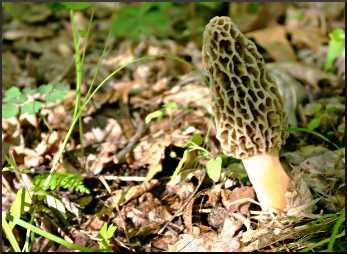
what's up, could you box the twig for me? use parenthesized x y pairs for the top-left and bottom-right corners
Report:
(116, 112), (147, 164)
(103, 176), (146, 182)
(98, 176), (112, 193)
(158, 170), (206, 234)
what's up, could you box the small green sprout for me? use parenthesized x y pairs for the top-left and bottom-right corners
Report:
(324, 28), (345, 72)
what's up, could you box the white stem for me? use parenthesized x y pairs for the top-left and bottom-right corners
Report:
(242, 153), (289, 211)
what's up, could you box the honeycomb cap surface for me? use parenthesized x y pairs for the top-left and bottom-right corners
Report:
(202, 16), (288, 160)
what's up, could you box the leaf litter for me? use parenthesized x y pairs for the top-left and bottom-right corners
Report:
(2, 2), (345, 252)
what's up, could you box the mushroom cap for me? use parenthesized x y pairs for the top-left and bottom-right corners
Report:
(202, 16), (288, 160)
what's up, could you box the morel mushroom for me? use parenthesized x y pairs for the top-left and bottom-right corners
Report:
(202, 16), (289, 211)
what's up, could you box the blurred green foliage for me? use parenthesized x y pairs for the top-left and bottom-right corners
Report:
(33, 171), (90, 194)
(47, 2), (92, 10)
(111, 3), (173, 40)
(111, 2), (223, 42)
(324, 28), (345, 72)
(2, 83), (69, 119)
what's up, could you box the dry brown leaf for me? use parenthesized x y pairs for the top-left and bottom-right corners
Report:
(207, 206), (227, 229)
(42, 105), (72, 130)
(138, 193), (169, 220)
(10, 146), (43, 168)
(247, 25), (296, 61)
(132, 128), (171, 171)
(88, 216), (104, 231)
(288, 27), (327, 52)
(83, 118), (122, 146)
(211, 216), (241, 251)
(85, 142), (118, 175)
(285, 7), (328, 52)
(101, 45), (134, 67)
(70, 229), (91, 249)
(163, 82), (212, 114)
(182, 194), (194, 234)
(4, 25), (55, 40)
(283, 145), (345, 212)
(168, 216), (241, 252)
(110, 80), (139, 104)
(269, 66), (307, 127)
(221, 186), (255, 215)
(19, 113), (38, 128)
(105, 179), (159, 208)
(267, 62), (337, 90)
(167, 232), (215, 252)
(285, 167), (315, 217)
(35, 131), (60, 156)
(2, 117), (22, 149)
(151, 231), (178, 251)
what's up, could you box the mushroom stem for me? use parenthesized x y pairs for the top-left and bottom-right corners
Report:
(242, 153), (289, 211)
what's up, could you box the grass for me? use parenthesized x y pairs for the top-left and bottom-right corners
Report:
(300, 231), (345, 252)
(327, 210), (345, 251)
(270, 210), (346, 252)
(5, 52), (193, 251)
(3, 4), (344, 252)
(2, 213), (21, 252)
(284, 127), (340, 149)
(3, 8), (197, 250)
(3, 212), (101, 252)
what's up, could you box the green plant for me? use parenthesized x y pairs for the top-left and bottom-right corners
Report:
(169, 132), (222, 184)
(327, 209), (345, 251)
(98, 222), (118, 250)
(69, 5), (95, 153)
(205, 155), (222, 182)
(61, 2), (92, 10)
(2, 161), (91, 251)
(33, 172), (90, 194)
(47, 2), (92, 11)
(3, 212), (101, 252)
(111, 3), (173, 41)
(2, 212), (21, 252)
(306, 103), (323, 131)
(284, 127), (339, 149)
(2, 83), (69, 119)
(324, 28), (345, 72)
(145, 102), (179, 124)
(111, 3), (223, 43)
(270, 210), (345, 252)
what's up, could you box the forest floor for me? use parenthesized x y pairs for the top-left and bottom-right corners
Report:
(2, 2), (345, 252)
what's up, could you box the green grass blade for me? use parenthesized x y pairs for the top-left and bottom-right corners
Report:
(12, 217), (101, 252)
(9, 188), (32, 230)
(169, 149), (189, 185)
(44, 54), (196, 189)
(327, 210), (345, 251)
(2, 212), (21, 252)
(284, 127), (340, 149)
(300, 231), (345, 252)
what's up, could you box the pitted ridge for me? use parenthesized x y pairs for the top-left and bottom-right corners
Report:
(202, 16), (288, 160)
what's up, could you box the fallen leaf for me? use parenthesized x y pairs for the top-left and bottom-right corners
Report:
(168, 216), (241, 252)
(10, 146), (43, 168)
(211, 216), (241, 251)
(283, 145), (345, 211)
(221, 186), (255, 215)
(286, 7), (328, 52)
(247, 25), (296, 61)
(207, 206), (227, 229)
(105, 179), (159, 208)
(163, 82), (212, 115)
(267, 62), (338, 91)
(35, 131), (60, 156)
(269, 66), (307, 127)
